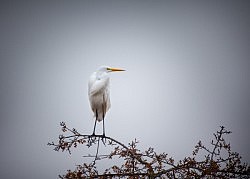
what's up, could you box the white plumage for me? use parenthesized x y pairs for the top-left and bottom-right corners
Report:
(88, 66), (111, 122)
(88, 66), (125, 135)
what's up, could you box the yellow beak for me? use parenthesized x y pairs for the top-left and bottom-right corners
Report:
(108, 67), (125, 72)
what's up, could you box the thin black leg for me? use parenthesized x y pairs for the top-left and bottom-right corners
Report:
(101, 102), (106, 137)
(102, 117), (105, 137)
(92, 110), (98, 135)
(102, 108), (105, 137)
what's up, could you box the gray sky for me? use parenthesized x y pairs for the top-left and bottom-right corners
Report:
(0, 0), (249, 178)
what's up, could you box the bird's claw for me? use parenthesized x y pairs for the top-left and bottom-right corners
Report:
(101, 134), (106, 145)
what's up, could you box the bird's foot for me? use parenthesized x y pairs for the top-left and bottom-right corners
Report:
(101, 133), (106, 145)
(88, 133), (96, 143)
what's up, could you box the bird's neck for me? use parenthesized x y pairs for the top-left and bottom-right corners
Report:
(96, 71), (108, 80)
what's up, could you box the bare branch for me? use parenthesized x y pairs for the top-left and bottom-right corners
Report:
(49, 123), (250, 178)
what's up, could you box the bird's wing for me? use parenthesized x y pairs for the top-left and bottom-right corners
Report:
(88, 73), (108, 96)
(103, 85), (111, 112)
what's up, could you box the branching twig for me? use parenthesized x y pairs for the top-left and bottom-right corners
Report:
(48, 123), (250, 179)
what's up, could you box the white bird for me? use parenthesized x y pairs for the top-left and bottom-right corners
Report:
(88, 66), (125, 136)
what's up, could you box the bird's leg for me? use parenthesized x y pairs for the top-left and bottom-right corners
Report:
(101, 117), (106, 145)
(102, 118), (105, 137)
(102, 104), (106, 137)
(92, 119), (97, 136)
(92, 110), (98, 136)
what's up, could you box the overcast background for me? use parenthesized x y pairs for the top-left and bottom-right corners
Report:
(0, 0), (249, 178)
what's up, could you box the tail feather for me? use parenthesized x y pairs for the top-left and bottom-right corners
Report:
(94, 108), (105, 122)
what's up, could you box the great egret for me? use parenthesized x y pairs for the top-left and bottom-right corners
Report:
(88, 66), (125, 136)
